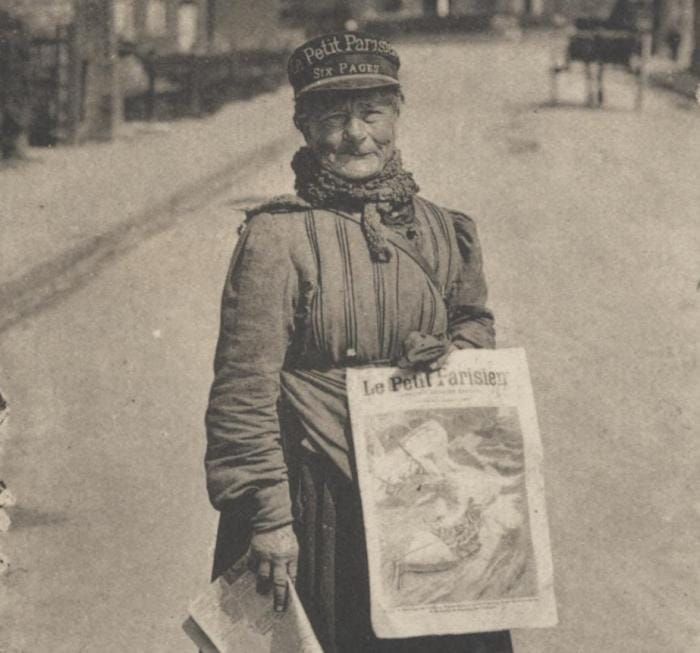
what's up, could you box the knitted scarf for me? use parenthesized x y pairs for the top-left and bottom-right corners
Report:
(292, 147), (419, 262)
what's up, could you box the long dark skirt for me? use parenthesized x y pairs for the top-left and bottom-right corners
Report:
(212, 449), (514, 653)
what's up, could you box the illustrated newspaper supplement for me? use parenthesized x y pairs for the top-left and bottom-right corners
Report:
(346, 348), (557, 638)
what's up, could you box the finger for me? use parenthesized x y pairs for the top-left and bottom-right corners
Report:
(257, 559), (271, 582)
(288, 558), (298, 585)
(272, 562), (289, 612)
(429, 350), (450, 370)
(255, 559), (273, 595)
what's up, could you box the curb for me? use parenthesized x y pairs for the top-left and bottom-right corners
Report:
(0, 135), (293, 333)
(649, 70), (699, 101)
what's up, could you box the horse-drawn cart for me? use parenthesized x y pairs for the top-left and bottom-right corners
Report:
(550, 0), (653, 110)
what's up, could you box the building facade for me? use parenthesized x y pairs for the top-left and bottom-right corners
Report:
(114, 0), (208, 54)
(207, 0), (300, 51)
(345, 0), (554, 20)
(1, 0), (120, 143)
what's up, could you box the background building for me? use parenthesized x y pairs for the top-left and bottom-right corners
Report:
(114, 0), (208, 54)
(207, 0), (300, 51)
(0, 0), (302, 142)
(1, 0), (119, 143)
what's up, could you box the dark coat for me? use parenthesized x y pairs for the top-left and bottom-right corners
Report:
(205, 195), (507, 651)
(205, 195), (495, 533)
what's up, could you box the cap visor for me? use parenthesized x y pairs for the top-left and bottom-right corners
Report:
(296, 74), (400, 96)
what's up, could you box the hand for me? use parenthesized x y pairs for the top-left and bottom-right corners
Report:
(427, 342), (456, 371)
(398, 332), (453, 371)
(247, 524), (299, 612)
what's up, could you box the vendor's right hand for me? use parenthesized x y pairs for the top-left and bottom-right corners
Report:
(248, 524), (299, 612)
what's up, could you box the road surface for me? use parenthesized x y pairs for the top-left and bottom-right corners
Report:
(1, 33), (698, 652)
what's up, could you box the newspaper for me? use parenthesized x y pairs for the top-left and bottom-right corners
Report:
(183, 559), (322, 653)
(346, 347), (557, 639)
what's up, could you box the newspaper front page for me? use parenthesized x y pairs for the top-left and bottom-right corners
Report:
(346, 348), (557, 639)
(183, 558), (322, 653)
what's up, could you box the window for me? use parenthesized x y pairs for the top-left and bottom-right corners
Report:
(146, 0), (167, 35)
(115, 0), (135, 40)
(177, 1), (198, 52)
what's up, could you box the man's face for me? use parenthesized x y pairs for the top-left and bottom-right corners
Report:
(302, 90), (399, 181)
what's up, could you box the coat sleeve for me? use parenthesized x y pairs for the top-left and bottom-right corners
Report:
(205, 213), (297, 533)
(446, 212), (496, 349)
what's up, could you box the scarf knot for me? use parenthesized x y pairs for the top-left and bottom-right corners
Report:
(292, 147), (419, 262)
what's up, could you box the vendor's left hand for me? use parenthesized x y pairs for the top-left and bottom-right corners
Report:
(248, 524), (299, 612)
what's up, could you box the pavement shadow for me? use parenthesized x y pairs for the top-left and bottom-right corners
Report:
(505, 136), (540, 154)
(526, 99), (641, 114)
(7, 505), (69, 529)
(0, 154), (44, 170)
(224, 195), (270, 210)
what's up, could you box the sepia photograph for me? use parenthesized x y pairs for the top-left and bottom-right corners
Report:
(0, 0), (698, 652)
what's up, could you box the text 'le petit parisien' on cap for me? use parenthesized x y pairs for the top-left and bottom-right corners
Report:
(290, 33), (400, 70)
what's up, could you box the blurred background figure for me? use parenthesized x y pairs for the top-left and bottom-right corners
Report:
(0, 8), (31, 161)
(663, 0), (683, 60)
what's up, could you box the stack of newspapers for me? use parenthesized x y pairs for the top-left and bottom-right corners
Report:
(183, 560), (322, 653)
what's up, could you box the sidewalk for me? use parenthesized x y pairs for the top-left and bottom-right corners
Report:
(648, 57), (700, 100)
(0, 88), (297, 332)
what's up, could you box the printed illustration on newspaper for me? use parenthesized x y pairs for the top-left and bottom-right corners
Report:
(346, 348), (557, 639)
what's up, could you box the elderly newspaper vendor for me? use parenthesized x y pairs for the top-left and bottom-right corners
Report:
(204, 31), (512, 653)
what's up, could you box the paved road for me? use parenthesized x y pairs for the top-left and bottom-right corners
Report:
(1, 34), (698, 652)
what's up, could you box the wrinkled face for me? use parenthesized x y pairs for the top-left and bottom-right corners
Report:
(299, 89), (400, 180)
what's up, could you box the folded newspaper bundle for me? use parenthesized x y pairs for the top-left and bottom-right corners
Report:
(346, 348), (558, 639)
(183, 558), (322, 653)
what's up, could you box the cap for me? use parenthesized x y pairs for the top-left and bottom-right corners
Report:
(287, 31), (400, 97)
